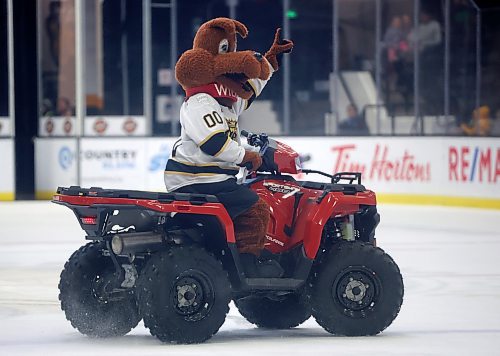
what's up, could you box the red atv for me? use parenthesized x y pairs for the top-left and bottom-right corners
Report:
(53, 131), (403, 344)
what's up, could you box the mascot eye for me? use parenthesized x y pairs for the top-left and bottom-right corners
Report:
(218, 39), (229, 53)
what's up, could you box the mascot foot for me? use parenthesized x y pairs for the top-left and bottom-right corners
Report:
(240, 253), (284, 278)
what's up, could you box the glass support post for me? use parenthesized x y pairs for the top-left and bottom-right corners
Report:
(143, 0), (152, 135)
(7, 0), (14, 136)
(283, 0), (290, 135)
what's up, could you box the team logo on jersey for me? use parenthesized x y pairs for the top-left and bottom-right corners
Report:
(225, 118), (238, 141)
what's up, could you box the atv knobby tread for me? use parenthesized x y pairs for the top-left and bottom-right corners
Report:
(59, 242), (140, 337)
(137, 245), (231, 344)
(308, 241), (403, 336)
(235, 293), (311, 329)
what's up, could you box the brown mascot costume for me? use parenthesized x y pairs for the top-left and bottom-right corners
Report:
(164, 17), (293, 277)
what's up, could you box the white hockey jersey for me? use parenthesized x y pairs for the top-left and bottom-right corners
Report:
(164, 71), (272, 192)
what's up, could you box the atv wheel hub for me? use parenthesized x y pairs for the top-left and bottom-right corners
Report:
(345, 279), (367, 302)
(177, 284), (198, 307)
(172, 272), (214, 321)
(333, 266), (381, 315)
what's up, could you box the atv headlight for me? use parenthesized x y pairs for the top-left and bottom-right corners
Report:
(295, 156), (302, 171)
(111, 235), (123, 255)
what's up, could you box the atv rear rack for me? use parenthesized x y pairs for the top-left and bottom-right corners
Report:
(56, 186), (219, 205)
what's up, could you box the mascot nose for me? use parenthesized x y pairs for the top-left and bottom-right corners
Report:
(253, 52), (263, 62)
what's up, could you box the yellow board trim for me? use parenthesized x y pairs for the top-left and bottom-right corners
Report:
(36, 191), (57, 200)
(0, 192), (15, 201)
(377, 193), (500, 210)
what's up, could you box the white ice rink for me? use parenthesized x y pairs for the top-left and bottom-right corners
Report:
(1, 201), (499, 355)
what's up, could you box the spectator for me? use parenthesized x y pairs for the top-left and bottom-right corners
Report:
(401, 14), (412, 38)
(56, 97), (73, 117)
(409, 11), (443, 115)
(383, 16), (405, 63)
(338, 104), (370, 136)
(383, 15), (412, 111)
(408, 11), (442, 53)
(461, 106), (492, 136)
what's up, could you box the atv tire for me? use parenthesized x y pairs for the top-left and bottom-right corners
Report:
(59, 242), (140, 337)
(137, 245), (231, 344)
(308, 241), (403, 336)
(235, 294), (311, 329)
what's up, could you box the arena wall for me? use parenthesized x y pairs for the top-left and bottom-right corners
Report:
(32, 137), (500, 209)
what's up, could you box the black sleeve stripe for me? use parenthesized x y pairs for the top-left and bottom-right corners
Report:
(165, 159), (239, 176)
(200, 131), (229, 156)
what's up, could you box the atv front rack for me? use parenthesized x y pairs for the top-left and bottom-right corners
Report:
(301, 170), (362, 185)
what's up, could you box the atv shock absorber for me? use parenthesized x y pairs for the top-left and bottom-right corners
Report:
(340, 214), (355, 241)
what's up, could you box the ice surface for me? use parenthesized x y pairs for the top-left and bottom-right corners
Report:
(1, 201), (500, 355)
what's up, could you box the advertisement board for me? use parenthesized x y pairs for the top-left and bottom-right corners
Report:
(84, 116), (147, 136)
(34, 137), (500, 209)
(38, 116), (147, 137)
(35, 138), (78, 199)
(281, 137), (500, 208)
(79, 137), (176, 190)
(0, 139), (15, 200)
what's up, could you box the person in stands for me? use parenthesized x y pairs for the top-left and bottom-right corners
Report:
(337, 104), (370, 136)
(461, 106), (492, 136)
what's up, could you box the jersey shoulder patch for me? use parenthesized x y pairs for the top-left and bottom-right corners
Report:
(188, 93), (220, 109)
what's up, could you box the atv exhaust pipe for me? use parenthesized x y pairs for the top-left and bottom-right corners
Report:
(111, 232), (164, 256)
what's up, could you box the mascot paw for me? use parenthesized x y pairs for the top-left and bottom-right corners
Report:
(265, 28), (294, 71)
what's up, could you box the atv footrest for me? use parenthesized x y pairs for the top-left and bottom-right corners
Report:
(244, 278), (305, 291)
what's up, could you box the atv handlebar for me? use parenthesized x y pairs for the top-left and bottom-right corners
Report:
(241, 130), (269, 155)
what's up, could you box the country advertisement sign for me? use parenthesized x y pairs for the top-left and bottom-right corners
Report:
(35, 138), (78, 199)
(80, 138), (177, 190)
(80, 138), (147, 189)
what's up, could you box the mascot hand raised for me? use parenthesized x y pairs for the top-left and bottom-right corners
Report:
(264, 28), (294, 71)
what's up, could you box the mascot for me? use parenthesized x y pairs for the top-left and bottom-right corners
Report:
(164, 17), (293, 277)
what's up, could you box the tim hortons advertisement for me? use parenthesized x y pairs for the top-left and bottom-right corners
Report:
(38, 116), (146, 136)
(84, 116), (146, 136)
(0, 139), (15, 200)
(280, 137), (499, 201)
(39, 116), (76, 136)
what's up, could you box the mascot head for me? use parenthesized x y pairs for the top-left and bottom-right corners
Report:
(175, 17), (273, 103)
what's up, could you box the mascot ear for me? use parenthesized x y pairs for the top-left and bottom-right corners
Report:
(232, 19), (248, 38)
(207, 17), (248, 38)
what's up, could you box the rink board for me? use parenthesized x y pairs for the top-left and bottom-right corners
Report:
(0, 138), (15, 200)
(34, 137), (500, 209)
